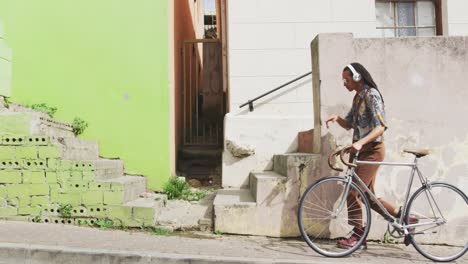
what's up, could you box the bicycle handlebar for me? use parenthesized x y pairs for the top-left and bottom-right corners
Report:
(328, 149), (343, 172)
(328, 146), (357, 171)
(340, 147), (357, 168)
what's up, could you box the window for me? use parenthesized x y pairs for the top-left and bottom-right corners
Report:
(376, 0), (442, 37)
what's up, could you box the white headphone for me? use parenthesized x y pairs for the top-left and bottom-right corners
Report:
(347, 64), (362, 82)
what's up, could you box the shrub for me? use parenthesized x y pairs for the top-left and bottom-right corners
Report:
(72, 117), (88, 136)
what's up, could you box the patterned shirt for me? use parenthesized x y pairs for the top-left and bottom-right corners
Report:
(344, 85), (387, 143)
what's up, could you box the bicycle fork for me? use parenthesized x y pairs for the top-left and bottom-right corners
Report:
(331, 175), (353, 218)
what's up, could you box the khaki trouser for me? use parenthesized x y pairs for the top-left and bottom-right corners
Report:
(347, 142), (398, 229)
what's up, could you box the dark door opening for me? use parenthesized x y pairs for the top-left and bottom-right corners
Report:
(177, 39), (224, 186)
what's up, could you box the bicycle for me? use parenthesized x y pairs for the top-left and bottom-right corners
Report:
(297, 146), (467, 262)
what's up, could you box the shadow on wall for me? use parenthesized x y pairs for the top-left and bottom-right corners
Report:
(278, 132), (342, 237)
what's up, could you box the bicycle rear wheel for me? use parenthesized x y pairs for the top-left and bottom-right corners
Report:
(405, 182), (467, 262)
(298, 176), (371, 257)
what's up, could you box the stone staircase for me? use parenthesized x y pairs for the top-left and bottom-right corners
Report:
(214, 153), (321, 237)
(0, 105), (166, 228)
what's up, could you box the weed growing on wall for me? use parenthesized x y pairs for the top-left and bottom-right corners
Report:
(59, 204), (73, 218)
(3, 97), (12, 108)
(94, 218), (114, 230)
(26, 103), (58, 117)
(72, 117), (88, 136)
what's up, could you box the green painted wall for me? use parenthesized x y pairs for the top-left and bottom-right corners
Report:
(0, 1), (170, 190)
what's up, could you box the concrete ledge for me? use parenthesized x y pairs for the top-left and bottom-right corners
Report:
(0, 242), (323, 264)
(249, 171), (286, 203)
(94, 159), (125, 180)
(103, 175), (146, 203)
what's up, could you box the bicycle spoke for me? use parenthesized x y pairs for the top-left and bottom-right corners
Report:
(298, 177), (371, 257)
(406, 183), (467, 262)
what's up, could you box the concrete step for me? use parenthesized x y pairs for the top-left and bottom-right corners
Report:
(0, 110), (74, 138)
(51, 137), (99, 160)
(156, 192), (215, 231)
(123, 193), (167, 225)
(213, 188), (300, 236)
(273, 153), (321, 177)
(214, 154), (322, 237)
(102, 175), (146, 203)
(93, 159), (125, 180)
(178, 146), (222, 159)
(248, 171), (287, 204)
(213, 188), (257, 235)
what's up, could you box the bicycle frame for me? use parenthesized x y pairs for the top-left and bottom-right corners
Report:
(342, 153), (445, 234)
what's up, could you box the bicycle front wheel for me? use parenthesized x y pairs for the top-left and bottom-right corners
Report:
(405, 182), (467, 262)
(298, 176), (371, 257)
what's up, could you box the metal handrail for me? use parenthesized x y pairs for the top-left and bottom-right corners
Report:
(239, 71), (312, 112)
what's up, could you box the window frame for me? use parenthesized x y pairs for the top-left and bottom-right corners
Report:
(376, 0), (443, 37)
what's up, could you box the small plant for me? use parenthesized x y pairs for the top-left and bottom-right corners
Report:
(214, 230), (224, 235)
(382, 230), (396, 244)
(26, 103), (58, 117)
(163, 177), (210, 202)
(3, 97), (12, 108)
(59, 204), (73, 218)
(151, 226), (172, 236)
(31, 213), (43, 223)
(181, 189), (208, 202)
(163, 177), (190, 200)
(72, 117), (88, 136)
(95, 218), (114, 230)
(117, 224), (129, 231)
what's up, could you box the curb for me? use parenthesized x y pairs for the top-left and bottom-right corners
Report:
(0, 243), (321, 264)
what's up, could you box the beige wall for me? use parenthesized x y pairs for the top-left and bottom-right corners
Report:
(312, 33), (468, 239)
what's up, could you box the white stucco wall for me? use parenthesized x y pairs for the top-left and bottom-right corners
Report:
(223, 0), (468, 188)
(223, 0), (379, 187)
(228, 0), (378, 114)
(446, 0), (468, 35)
(0, 21), (12, 97)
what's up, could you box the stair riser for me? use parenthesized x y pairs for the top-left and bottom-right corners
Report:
(0, 112), (74, 138)
(52, 138), (99, 161)
(249, 174), (288, 204)
(94, 160), (125, 180)
(214, 203), (300, 237)
(121, 177), (147, 203)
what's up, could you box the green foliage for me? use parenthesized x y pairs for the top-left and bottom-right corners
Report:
(116, 224), (129, 231)
(94, 218), (114, 230)
(214, 230), (224, 235)
(3, 97), (12, 108)
(182, 190), (208, 202)
(383, 230), (396, 244)
(163, 177), (208, 201)
(163, 177), (189, 200)
(58, 204), (73, 218)
(72, 117), (88, 136)
(150, 226), (172, 236)
(26, 103), (58, 117)
(31, 213), (43, 223)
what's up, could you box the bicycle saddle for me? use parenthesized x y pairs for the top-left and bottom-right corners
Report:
(403, 149), (430, 158)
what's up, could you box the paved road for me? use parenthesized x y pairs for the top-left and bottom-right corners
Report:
(0, 221), (465, 263)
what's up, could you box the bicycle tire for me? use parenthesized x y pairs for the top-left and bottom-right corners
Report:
(405, 182), (467, 262)
(298, 176), (371, 257)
